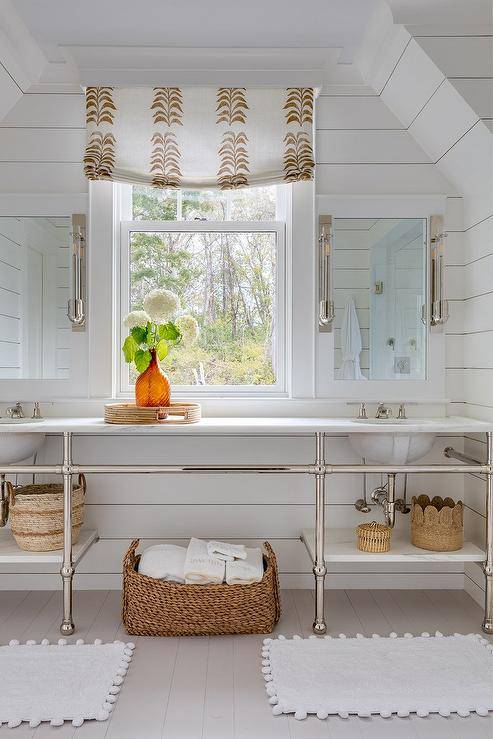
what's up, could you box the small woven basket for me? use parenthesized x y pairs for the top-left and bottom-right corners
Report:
(8, 474), (86, 552)
(357, 521), (392, 553)
(122, 539), (281, 636)
(411, 494), (463, 551)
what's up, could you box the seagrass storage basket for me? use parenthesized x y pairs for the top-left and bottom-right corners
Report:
(357, 521), (392, 553)
(411, 494), (463, 551)
(122, 539), (281, 636)
(8, 474), (86, 552)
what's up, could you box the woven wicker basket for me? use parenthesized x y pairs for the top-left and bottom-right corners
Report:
(8, 474), (86, 552)
(357, 521), (392, 553)
(411, 494), (463, 551)
(122, 539), (281, 636)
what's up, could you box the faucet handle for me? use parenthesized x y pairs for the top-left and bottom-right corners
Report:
(397, 403), (406, 420)
(357, 402), (367, 420)
(32, 402), (42, 419)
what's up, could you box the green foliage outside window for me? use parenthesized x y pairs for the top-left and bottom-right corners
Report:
(129, 186), (278, 386)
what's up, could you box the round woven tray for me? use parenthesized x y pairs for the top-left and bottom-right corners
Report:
(104, 402), (201, 425)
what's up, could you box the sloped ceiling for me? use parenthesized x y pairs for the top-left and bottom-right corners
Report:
(357, 7), (492, 227)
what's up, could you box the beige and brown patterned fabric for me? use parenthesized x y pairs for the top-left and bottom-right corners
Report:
(216, 88), (249, 189)
(84, 86), (315, 188)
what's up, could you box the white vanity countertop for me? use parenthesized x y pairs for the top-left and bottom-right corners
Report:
(1, 415), (492, 434)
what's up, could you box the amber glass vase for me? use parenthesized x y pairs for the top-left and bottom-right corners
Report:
(135, 348), (171, 407)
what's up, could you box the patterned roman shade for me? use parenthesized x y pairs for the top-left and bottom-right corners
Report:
(84, 87), (315, 189)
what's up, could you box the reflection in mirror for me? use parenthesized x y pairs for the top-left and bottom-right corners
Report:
(0, 217), (72, 379)
(333, 218), (427, 380)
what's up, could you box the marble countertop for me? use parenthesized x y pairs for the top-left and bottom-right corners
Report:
(0, 415), (491, 434)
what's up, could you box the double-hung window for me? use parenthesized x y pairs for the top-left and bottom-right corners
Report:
(118, 184), (288, 395)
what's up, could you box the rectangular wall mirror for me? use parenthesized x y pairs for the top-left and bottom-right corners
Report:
(0, 216), (73, 379)
(332, 218), (427, 381)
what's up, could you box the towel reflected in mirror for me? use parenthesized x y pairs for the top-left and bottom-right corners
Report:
(336, 296), (366, 380)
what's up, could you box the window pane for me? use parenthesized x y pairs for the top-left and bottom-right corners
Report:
(129, 231), (277, 386)
(182, 190), (227, 220)
(230, 186), (276, 221)
(132, 185), (178, 220)
(131, 184), (277, 222)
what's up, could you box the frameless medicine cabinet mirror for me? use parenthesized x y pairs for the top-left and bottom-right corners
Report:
(0, 215), (85, 380)
(329, 217), (428, 381)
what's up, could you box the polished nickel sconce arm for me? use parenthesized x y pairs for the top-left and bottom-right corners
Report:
(429, 214), (449, 326)
(67, 213), (86, 328)
(318, 214), (335, 332)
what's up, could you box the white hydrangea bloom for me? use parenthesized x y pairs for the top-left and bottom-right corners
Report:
(123, 310), (151, 329)
(176, 315), (199, 345)
(143, 289), (180, 322)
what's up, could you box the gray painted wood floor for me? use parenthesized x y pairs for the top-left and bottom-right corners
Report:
(0, 589), (491, 738)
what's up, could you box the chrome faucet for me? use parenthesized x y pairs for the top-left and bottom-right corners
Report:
(6, 402), (24, 420)
(375, 402), (392, 420)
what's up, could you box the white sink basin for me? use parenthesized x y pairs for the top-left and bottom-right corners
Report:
(349, 430), (436, 464)
(0, 429), (45, 464)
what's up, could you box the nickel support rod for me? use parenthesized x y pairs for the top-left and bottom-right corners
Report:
(0, 464), (489, 475)
(444, 446), (482, 467)
(313, 433), (327, 634)
(483, 432), (493, 634)
(60, 432), (75, 636)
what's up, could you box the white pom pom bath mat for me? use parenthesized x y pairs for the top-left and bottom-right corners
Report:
(0, 639), (134, 728)
(262, 633), (493, 720)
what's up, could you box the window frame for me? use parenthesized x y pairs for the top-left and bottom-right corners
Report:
(117, 218), (288, 397)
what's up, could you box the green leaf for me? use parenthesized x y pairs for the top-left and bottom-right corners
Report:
(134, 349), (151, 373)
(156, 339), (169, 361)
(158, 322), (180, 341)
(144, 323), (155, 346)
(122, 335), (138, 363)
(130, 326), (147, 345)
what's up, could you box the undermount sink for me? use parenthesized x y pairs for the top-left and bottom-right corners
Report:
(349, 428), (436, 464)
(0, 426), (45, 465)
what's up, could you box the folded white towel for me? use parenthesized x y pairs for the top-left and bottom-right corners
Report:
(138, 544), (186, 582)
(225, 547), (264, 585)
(207, 540), (247, 562)
(184, 538), (225, 585)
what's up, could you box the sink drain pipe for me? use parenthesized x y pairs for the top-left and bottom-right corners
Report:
(383, 473), (396, 527)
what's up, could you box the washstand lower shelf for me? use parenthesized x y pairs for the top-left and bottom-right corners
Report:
(0, 529), (98, 564)
(301, 528), (486, 563)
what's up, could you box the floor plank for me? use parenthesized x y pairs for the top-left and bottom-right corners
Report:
(0, 590), (52, 644)
(323, 590), (363, 636)
(0, 591), (29, 625)
(346, 590), (392, 636)
(0, 588), (490, 738)
(162, 636), (209, 739)
(202, 636), (235, 739)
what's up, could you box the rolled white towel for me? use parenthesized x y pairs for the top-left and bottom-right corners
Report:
(207, 540), (247, 562)
(138, 544), (186, 583)
(225, 547), (264, 585)
(184, 538), (225, 585)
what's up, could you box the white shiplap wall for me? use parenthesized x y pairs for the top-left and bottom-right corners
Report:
(0, 59), (474, 590)
(364, 24), (492, 603)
